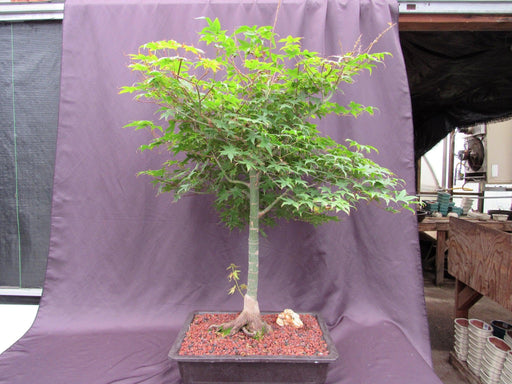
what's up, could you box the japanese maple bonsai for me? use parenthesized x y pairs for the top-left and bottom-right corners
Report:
(121, 18), (416, 338)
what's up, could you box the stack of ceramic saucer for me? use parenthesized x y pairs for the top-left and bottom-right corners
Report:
(500, 350), (512, 384)
(454, 318), (469, 361)
(467, 319), (494, 376)
(480, 336), (511, 384)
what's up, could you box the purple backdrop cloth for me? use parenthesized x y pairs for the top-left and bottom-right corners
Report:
(0, 1), (442, 383)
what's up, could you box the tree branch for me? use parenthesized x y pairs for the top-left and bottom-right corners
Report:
(259, 191), (288, 218)
(213, 156), (250, 188)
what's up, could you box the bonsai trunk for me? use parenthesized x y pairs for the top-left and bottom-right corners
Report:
(246, 168), (260, 309)
(211, 169), (271, 336)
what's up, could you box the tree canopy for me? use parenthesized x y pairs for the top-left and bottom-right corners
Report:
(121, 18), (416, 232)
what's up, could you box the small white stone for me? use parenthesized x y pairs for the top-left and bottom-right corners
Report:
(276, 309), (303, 328)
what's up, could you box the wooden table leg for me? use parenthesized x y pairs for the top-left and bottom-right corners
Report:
(455, 279), (483, 318)
(435, 230), (448, 285)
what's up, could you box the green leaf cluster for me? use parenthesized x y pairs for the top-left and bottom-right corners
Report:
(226, 263), (247, 296)
(121, 18), (417, 230)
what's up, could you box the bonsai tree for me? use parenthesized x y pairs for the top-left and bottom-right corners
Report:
(121, 18), (416, 337)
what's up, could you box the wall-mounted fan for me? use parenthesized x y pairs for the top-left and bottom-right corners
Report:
(457, 135), (486, 180)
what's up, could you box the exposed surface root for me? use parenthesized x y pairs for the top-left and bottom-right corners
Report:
(209, 310), (272, 336)
(208, 294), (272, 337)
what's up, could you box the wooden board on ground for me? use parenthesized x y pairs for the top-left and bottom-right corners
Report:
(448, 351), (481, 384)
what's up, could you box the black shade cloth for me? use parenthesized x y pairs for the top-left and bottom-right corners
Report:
(0, 1), (440, 383)
(400, 31), (512, 159)
(0, 22), (61, 288)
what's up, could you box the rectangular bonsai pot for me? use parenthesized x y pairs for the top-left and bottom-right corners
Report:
(168, 311), (339, 384)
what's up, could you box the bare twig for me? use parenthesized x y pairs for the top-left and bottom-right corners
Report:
(365, 22), (396, 53)
(272, 0), (282, 33)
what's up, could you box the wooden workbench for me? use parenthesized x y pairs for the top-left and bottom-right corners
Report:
(418, 216), (512, 285)
(448, 217), (512, 318)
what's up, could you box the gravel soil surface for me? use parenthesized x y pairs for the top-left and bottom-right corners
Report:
(179, 313), (329, 357)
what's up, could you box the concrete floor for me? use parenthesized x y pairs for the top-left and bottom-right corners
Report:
(425, 272), (512, 384)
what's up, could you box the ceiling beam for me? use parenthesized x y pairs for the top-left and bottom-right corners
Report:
(399, 13), (512, 31)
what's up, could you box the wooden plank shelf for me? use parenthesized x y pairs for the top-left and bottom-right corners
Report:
(448, 351), (481, 384)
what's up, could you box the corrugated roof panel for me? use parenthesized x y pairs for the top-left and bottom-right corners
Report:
(0, 2), (64, 22)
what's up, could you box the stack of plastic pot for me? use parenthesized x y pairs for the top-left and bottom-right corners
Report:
(467, 319), (493, 376)
(461, 197), (474, 215)
(491, 321), (512, 339)
(437, 192), (451, 216)
(454, 318), (469, 361)
(505, 330), (512, 346)
(499, 350), (512, 384)
(480, 336), (511, 384)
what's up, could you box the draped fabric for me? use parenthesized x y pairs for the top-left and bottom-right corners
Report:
(0, 1), (441, 383)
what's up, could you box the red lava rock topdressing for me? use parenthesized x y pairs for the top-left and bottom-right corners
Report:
(179, 313), (329, 357)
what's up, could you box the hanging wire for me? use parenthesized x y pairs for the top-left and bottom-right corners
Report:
(10, 24), (22, 288)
